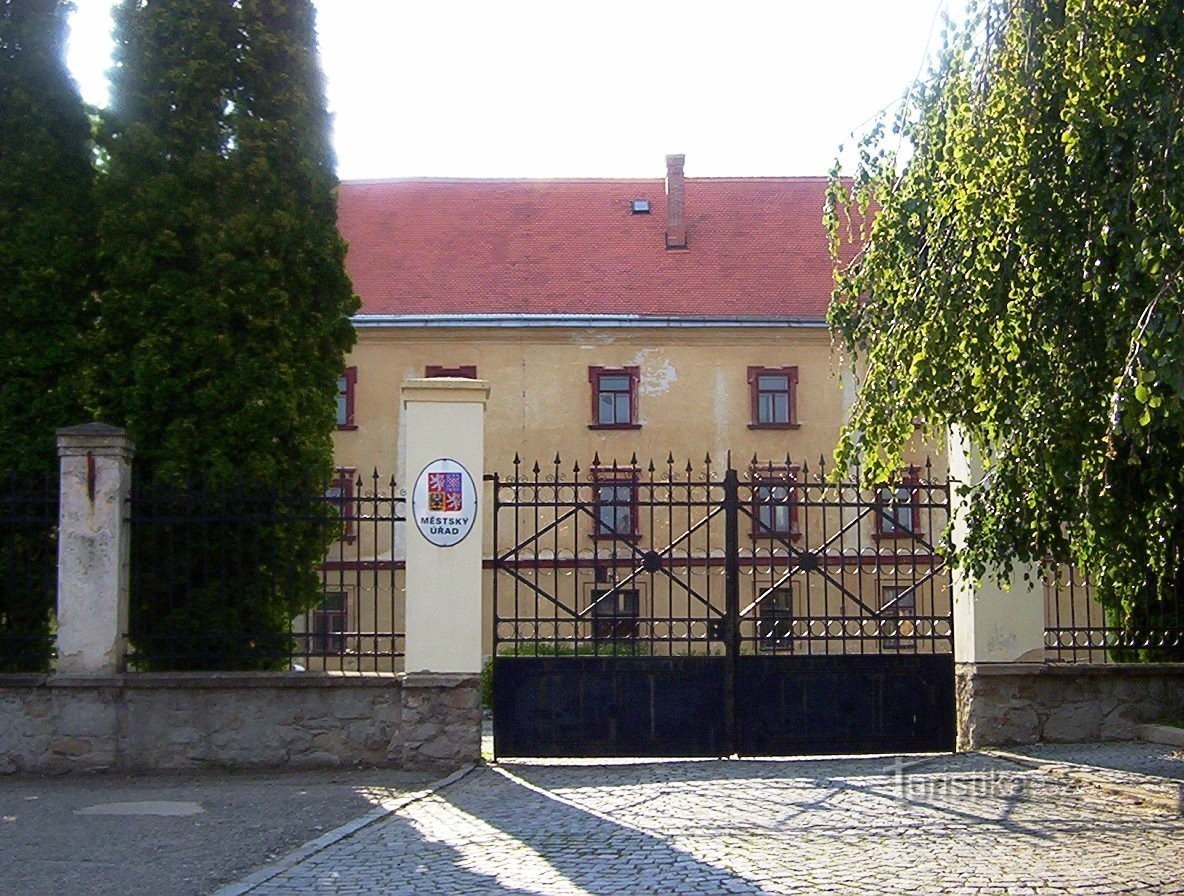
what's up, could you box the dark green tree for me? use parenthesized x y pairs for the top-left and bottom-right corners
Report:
(0, 0), (95, 671)
(827, 0), (1184, 658)
(96, 0), (357, 669)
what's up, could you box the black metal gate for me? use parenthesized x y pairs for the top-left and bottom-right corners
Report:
(489, 454), (954, 758)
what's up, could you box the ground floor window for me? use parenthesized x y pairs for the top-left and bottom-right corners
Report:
(312, 592), (348, 655)
(757, 586), (794, 650)
(590, 587), (640, 639)
(880, 584), (916, 650)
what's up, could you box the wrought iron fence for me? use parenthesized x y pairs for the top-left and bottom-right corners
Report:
(0, 472), (59, 672)
(489, 453), (952, 658)
(125, 469), (404, 672)
(1044, 565), (1184, 662)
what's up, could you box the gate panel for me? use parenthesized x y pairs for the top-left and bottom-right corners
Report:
(736, 654), (956, 755)
(489, 455), (954, 758)
(493, 655), (728, 757)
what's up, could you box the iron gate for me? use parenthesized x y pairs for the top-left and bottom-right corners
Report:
(489, 454), (954, 757)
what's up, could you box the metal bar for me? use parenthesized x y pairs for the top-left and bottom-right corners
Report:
(724, 465), (740, 755)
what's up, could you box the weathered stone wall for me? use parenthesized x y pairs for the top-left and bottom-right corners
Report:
(0, 672), (479, 774)
(957, 663), (1184, 750)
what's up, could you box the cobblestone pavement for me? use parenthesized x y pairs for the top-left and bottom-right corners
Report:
(993, 743), (1184, 812)
(240, 752), (1184, 895)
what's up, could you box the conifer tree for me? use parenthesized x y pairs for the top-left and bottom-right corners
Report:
(96, 0), (357, 669)
(0, 0), (95, 670)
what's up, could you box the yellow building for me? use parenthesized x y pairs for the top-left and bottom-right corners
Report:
(307, 156), (948, 671)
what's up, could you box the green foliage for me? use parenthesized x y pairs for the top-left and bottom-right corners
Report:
(0, 0), (95, 669)
(827, 0), (1184, 657)
(96, 0), (358, 669)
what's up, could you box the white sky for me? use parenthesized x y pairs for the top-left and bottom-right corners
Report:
(66, 0), (964, 180)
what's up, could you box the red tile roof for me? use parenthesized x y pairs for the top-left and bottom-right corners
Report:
(337, 175), (838, 320)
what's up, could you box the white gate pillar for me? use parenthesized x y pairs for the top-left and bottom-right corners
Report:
(56, 423), (135, 675)
(401, 378), (490, 674)
(949, 427), (1045, 665)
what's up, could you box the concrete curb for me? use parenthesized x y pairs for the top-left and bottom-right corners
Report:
(985, 748), (1184, 816)
(208, 763), (477, 896)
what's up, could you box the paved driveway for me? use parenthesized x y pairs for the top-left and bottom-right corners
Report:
(239, 752), (1184, 895)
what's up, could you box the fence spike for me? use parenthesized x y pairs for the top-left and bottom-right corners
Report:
(629, 451), (638, 467)
(647, 458), (656, 474)
(704, 452), (712, 466)
(666, 451), (675, 466)
(592, 451), (601, 468)
(685, 458), (694, 475)
(553, 452), (562, 466)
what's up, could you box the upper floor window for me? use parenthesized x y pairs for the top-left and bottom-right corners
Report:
(748, 366), (799, 429)
(589, 366), (641, 429)
(336, 367), (357, 430)
(425, 365), (478, 378)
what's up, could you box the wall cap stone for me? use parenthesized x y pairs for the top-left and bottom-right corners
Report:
(17, 672), (404, 690)
(401, 378), (491, 406)
(958, 662), (1184, 678)
(48, 674), (126, 688)
(0, 674), (49, 687)
(401, 672), (479, 689)
(56, 423), (136, 459)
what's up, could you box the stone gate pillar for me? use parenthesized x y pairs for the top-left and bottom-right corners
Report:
(949, 427), (1045, 747)
(401, 378), (490, 673)
(56, 423), (135, 675)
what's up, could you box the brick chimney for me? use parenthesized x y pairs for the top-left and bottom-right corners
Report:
(665, 154), (687, 249)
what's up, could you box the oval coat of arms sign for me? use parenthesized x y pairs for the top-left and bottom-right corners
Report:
(412, 458), (478, 547)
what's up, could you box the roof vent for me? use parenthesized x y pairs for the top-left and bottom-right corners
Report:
(630, 199), (651, 214)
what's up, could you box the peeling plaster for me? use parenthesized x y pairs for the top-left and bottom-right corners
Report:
(633, 349), (677, 396)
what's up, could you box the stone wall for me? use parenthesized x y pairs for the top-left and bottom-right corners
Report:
(0, 672), (479, 774)
(957, 663), (1184, 750)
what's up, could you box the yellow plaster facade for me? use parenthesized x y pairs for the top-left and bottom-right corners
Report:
(333, 323), (856, 480)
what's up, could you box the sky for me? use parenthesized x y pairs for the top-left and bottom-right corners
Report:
(65, 0), (965, 181)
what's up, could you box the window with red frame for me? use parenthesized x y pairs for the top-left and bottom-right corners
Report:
(748, 366), (798, 428)
(336, 368), (357, 429)
(425, 365), (477, 378)
(757, 585), (794, 651)
(590, 468), (639, 539)
(880, 584), (916, 650)
(751, 466), (800, 538)
(589, 366), (640, 428)
(589, 587), (640, 639)
(326, 468), (357, 542)
(312, 592), (347, 655)
(875, 468), (921, 538)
